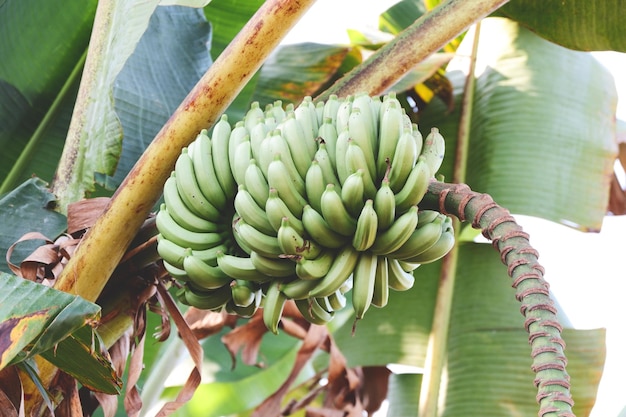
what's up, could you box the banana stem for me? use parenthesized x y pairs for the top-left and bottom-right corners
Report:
(418, 23), (481, 417)
(315, 0), (510, 100)
(423, 181), (575, 417)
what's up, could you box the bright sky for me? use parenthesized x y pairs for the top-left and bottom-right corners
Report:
(284, 2), (626, 416)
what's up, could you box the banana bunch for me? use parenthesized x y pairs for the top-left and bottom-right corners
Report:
(157, 93), (455, 332)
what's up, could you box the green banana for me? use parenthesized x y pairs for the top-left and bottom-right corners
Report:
(376, 97), (403, 180)
(269, 100), (286, 123)
(402, 228), (455, 264)
(351, 252), (378, 319)
(394, 156), (431, 213)
(162, 174), (221, 233)
(230, 279), (257, 307)
(156, 204), (225, 250)
(418, 209), (440, 225)
(250, 250), (295, 278)
(192, 243), (230, 267)
(389, 215), (444, 260)
(228, 120), (250, 175)
(216, 251), (269, 282)
(322, 94), (341, 126)
(373, 175), (396, 232)
(344, 139), (377, 198)
(352, 93), (378, 143)
(314, 142), (342, 190)
(191, 130), (228, 209)
(371, 255), (389, 308)
(279, 113), (314, 178)
(163, 259), (189, 281)
(347, 106), (377, 177)
(249, 120), (269, 164)
(304, 161), (326, 214)
(279, 276), (320, 300)
(369, 205), (419, 255)
(317, 117), (338, 166)
(277, 217), (321, 259)
(295, 250), (335, 280)
(295, 297), (334, 325)
(387, 258), (415, 291)
(308, 245), (359, 297)
(244, 101), (264, 133)
(320, 183), (357, 236)
(265, 188), (305, 236)
(234, 184), (275, 236)
(263, 280), (288, 334)
(211, 114), (236, 199)
(388, 130), (418, 193)
(398, 260), (420, 272)
(334, 128), (351, 184)
(184, 284), (232, 311)
(174, 150), (222, 222)
(335, 95), (353, 134)
(352, 199), (378, 252)
(183, 250), (233, 290)
(233, 218), (283, 258)
(411, 123), (423, 157)
(157, 234), (186, 269)
(267, 155), (307, 217)
(231, 135), (253, 186)
(421, 127), (445, 176)
(326, 289), (347, 311)
(341, 170), (365, 217)
(301, 205), (350, 249)
(266, 129), (306, 196)
(243, 159), (270, 208)
(294, 98), (319, 157)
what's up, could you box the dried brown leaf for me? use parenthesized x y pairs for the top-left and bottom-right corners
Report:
(0, 366), (23, 417)
(67, 198), (110, 235)
(608, 171), (626, 215)
(184, 308), (236, 340)
(360, 366), (391, 413)
(221, 315), (270, 368)
(252, 325), (328, 417)
(55, 372), (83, 417)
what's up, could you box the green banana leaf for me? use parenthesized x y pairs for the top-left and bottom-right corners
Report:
(0, 0), (97, 193)
(0, 272), (121, 394)
(0, 178), (67, 273)
(418, 17), (617, 232)
(499, 0), (626, 52)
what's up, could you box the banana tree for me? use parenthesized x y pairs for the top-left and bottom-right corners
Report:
(0, 0), (620, 416)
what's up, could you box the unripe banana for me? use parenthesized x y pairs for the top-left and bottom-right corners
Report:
(156, 204), (225, 250)
(402, 227), (455, 264)
(421, 127), (445, 176)
(301, 205), (350, 249)
(352, 200), (378, 252)
(394, 156), (431, 213)
(163, 259), (189, 281)
(351, 252), (378, 319)
(369, 205), (419, 255)
(244, 101), (264, 133)
(417, 209), (440, 225)
(243, 159), (270, 208)
(231, 135), (253, 186)
(411, 123), (423, 157)
(322, 94), (341, 126)
(211, 115), (236, 199)
(295, 250), (335, 280)
(398, 260), (420, 272)
(250, 120), (269, 164)
(184, 284), (232, 311)
(234, 184), (275, 236)
(295, 297), (334, 325)
(279, 276), (320, 299)
(373, 175), (396, 231)
(230, 279), (257, 307)
(352, 93), (378, 143)
(228, 120), (250, 174)
(304, 161), (326, 214)
(267, 155), (307, 217)
(157, 234), (187, 269)
(341, 170), (365, 217)
(314, 142), (342, 190)
(326, 289), (347, 311)
(216, 251), (270, 282)
(233, 218), (283, 258)
(269, 100), (286, 123)
(377, 99), (404, 180)
(250, 250), (296, 278)
(265, 188), (305, 236)
(334, 128), (351, 184)
(348, 106), (377, 177)
(294, 99), (318, 157)
(192, 243), (230, 267)
(344, 139), (377, 198)
(280, 113), (314, 178)
(315, 100), (325, 126)
(191, 130), (228, 209)
(162, 174), (221, 233)
(263, 280), (288, 334)
(389, 215), (444, 260)
(320, 184), (357, 237)
(308, 245), (359, 298)
(387, 258), (415, 291)
(388, 130), (418, 193)
(277, 217), (321, 259)
(174, 150), (222, 222)
(335, 95), (353, 134)
(317, 117), (339, 166)
(371, 256), (389, 308)
(183, 250), (233, 290)
(266, 129), (306, 196)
